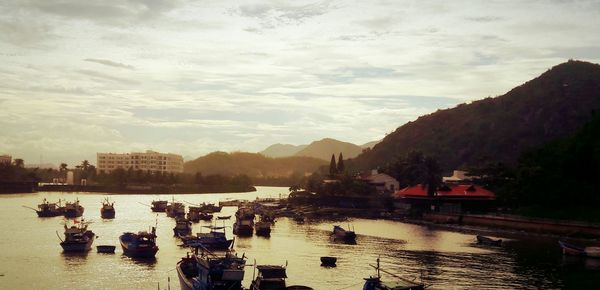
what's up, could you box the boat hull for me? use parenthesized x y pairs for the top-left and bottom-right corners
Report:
(101, 209), (115, 219)
(97, 245), (116, 253)
(120, 240), (159, 258)
(61, 237), (94, 252)
(255, 227), (271, 237)
(233, 224), (253, 236)
(64, 208), (84, 218)
(37, 210), (63, 217)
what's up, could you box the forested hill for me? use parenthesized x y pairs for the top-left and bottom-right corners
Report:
(183, 151), (326, 177)
(350, 60), (600, 171)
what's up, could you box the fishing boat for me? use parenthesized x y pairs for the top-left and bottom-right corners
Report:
(217, 215), (232, 220)
(58, 220), (96, 252)
(182, 226), (234, 250)
(151, 200), (168, 212)
(187, 206), (201, 222)
(96, 245), (116, 253)
(199, 202), (223, 213)
(363, 258), (425, 290)
(476, 235), (502, 246)
(120, 227), (159, 258)
(250, 263), (313, 290)
(233, 207), (254, 236)
(320, 256), (337, 266)
(559, 240), (600, 258)
(63, 199), (84, 218)
(255, 221), (271, 237)
(199, 212), (213, 221)
(260, 213), (275, 224)
(28, 198), (64, 217)
(174, 217), (193, 237)
(331, 225), (356, 242)
(166, 201), (186, 218)
(176, 250), (246, 290)
(100, 198), (115, 219)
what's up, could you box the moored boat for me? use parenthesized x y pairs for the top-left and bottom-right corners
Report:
(174, 217), (193, 237)
(32, 198), (64, 217)
(176, 250), (246, 290)
(63, 198), (84, 218)
(332, 225), (356, 242)
(320, 256), (337, 266)
(199, 212), (213, 221)
(58, 220), (95, 252)
(250, 263), (313, 290)
(120, 227), (159, 258)
(187, 206), (202, 222)
(233, 207), (254, 236)
(151, 200), (168, 212)
(217, 215), (232, 220)
(559, 240), (600, 258)
(363, 258), (425, 290)
(182, 226), (234, 250)
(255, 221), (271, 237)
(476, 235), (502, 246)
(100, 198), (115, 219)
(199, 202), (223, 213)
(97, 245), (116, 253)
(167, 201), (186, 218)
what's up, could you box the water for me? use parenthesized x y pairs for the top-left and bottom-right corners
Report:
(0, 186), (598, 289)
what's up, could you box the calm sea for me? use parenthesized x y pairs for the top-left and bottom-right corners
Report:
(0, 186), (597, 289)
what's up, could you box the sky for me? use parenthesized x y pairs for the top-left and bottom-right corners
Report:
(1, 0), (600, 167)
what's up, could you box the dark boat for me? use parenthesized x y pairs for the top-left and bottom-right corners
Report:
(58, 220), (95, 252)
(31, 198), (64, 217)
(63, 199), (84, 218)
(182, 226), (234, 250)
(166, 201), (186, 218)
(217, 215), (232, 220)
(199, 212), (213, 221)
(250, 264), (313, 290)
(233, 207), (255, 236)
(100, 198), (115, 219)
(332, 225), (356, 242)
(320, 256), (337, 266)
(187, 206), (202, 222)
(96, 245), (116, 253)
(151, 200), (168, 212)
(176, 250), (246, 290)
(559, 240), (600, 258)
(476, 235), (502, 246)
(363, 258), (425, 290)
(255, 221), (271, 237)
(120, 227), (159, 258)
(199, 202), (223, 213)
(174, 217), (193, 237)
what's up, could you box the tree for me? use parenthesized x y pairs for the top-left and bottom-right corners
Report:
(329, 154), (337, 177)
(13, 158), (24, 168)
(59, 163), (68, 171)
(337, 153), (345, 173)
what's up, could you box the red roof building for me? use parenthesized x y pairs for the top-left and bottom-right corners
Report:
(394, 184), (495, 200)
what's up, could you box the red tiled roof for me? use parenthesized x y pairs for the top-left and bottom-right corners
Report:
(394, 184), (496, 200)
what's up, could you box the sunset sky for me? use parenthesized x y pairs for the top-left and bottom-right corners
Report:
(1, 0), (600, 166)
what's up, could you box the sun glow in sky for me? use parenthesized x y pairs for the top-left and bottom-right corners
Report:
(1, 0), (600, 166)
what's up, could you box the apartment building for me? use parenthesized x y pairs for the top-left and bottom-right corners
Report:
(97, 150), (184, 174)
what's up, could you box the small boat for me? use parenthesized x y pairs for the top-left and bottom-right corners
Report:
(250, 263), (313, 290)
(100, 198), (115, 219)
(363, 258), (425, 290)
(320, 256), (337, 266)
(476, 235), (502, 246)
(120, 226), (159, 258)
(199, 202), (223, 213)
(559, 240), (600, 258)
(29, 198), (64, 217)
(96, 245), (116, 253)
(332, 225), (356, 242)
(187, 206), (201, 222)
(198, 212), (213, 221)
(174, 217), (193, 237)
(217, 215), (232, 220)
(176, 250), (246, 290)
(260, 213), (275, 223)
(166, 200), (186, 218)
(182, 226), (234, 250)
(63, 199), (84, 218)
(151, 200), (168, 212)
(255, 221), (271, 237)
(233, 207), (254, 236)
(58, 220), (95, 252)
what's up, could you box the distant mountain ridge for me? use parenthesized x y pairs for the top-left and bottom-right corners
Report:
(260, 138), (380, 160)
(259, 143), (307, 158)
(350, 60), (600, 171)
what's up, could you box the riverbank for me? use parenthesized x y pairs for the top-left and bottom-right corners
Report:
(33, 184), (257, 194)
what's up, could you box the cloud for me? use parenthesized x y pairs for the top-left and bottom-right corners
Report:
(84, 58), (135, 70)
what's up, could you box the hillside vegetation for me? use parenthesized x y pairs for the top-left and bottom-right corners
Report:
(294, 138), (363, 160)
(351, 60), (600, 171)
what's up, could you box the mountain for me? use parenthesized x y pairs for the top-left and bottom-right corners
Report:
(360, 140), (380, 149)
(183, 151), (326, 177)
(259, 143), (307, 158)
(350, 60), (600, 171)
(294, 138), (364, 160)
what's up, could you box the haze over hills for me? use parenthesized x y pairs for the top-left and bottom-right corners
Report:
(259, 138), (380, 160)
(350, 60), (600, 172)
(183, 151), (326, 177)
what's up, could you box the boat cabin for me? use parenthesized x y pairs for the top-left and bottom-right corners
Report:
(251, 265), (288, 290)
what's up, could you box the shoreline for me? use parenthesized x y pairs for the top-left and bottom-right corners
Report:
(1, 185), (258, 195)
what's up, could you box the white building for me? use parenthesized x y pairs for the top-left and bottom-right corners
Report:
(97, 150), (184, 174)
(363, 170), (400, 193)
(0, 154), (11, 165)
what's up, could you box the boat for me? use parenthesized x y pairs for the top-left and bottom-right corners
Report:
(476, 235), (502, 246)
(176, 250), (246, 290)
(100, 198), (115, 219)
(332, 225), (356, 242)
(292, 214), (305, 223)
(250, 263), (313, 290)
(151, 200), (168, 212)
(255, 221), (271, 237)
(96, 245), (116, 253)
(217, 215), (232, 220)
(31, 198), (64, 217)
(63, 199), (84, 218)
(260, 213), (275, 224)
(199, 202), (223, 213)
(166, 200), (186, 218)
(120, 226), (159, 258)
(320, 256), (337, 266)
(363, 258), (425, 290)
(233, 207), (254, 236)
(58, 220), (96, 252)
(187, 206), (202, 222)
(174, 217), (193, 237)
(182, 226), (234, 250)
(199, 212), (213, 221)
(559, 240), (600, 258)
